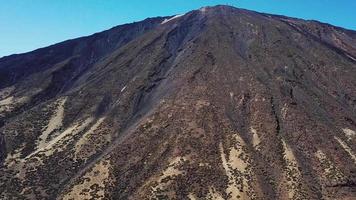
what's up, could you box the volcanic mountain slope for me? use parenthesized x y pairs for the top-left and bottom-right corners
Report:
(1, 5), (356, 200)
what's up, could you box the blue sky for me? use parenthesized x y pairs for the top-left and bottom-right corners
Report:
(0, 0), (355, 57)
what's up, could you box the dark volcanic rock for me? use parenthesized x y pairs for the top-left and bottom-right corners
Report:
(0, 5), (355, 200)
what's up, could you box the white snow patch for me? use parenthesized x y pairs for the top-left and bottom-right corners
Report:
(346, 54), (356, 61)
(120, 85), (127, 92)
(200, 7), (207, 13)
(161, 14), (184, 24)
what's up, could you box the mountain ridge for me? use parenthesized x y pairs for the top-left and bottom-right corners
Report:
(2, 5), (355, 59)
(0, 5), (356, 200)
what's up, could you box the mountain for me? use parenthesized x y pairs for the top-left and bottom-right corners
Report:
(1, 5), (356, 200)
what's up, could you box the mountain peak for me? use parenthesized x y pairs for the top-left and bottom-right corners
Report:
(1, 5), (356, 200)
(199, 4), (238, 10)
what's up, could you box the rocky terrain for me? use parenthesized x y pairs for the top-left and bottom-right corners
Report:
(0, 5), (356, 200)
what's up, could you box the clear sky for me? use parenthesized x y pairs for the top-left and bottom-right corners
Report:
(0, 0), (355, 57)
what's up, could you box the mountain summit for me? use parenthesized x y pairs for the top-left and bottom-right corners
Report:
(1, 5), (356, 200)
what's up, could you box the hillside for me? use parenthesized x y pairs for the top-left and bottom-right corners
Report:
(0, 5), (356, 200)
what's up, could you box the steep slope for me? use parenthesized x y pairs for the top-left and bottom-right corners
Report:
(1, 5), (356, 200)
(0, 17), (164, 118)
